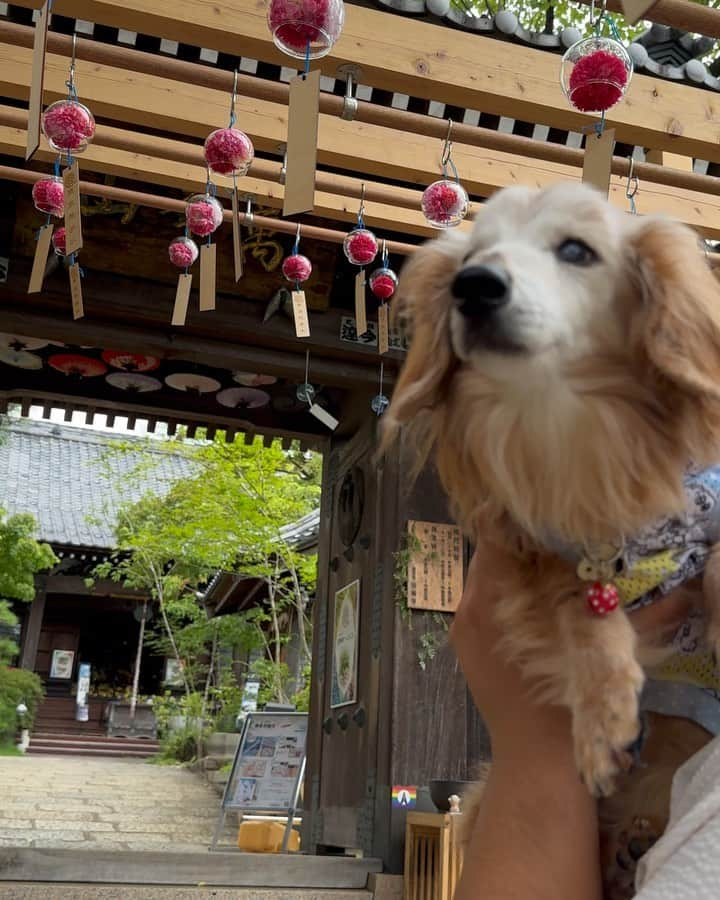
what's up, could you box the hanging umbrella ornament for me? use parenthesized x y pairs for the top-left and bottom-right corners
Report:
(0, 334), (49, 352)
(422, 120), (469, 229)
(282, 223), (312, 338)
(164, 372), (222, 395)
(233, 371), (278, 387)
(560, 0), (632, 116)
(101, 351), (160, 372)
(0, 349), (43, 370)
(216, 387), (271, 409)
(106, 372), (162, 393)
(48, 353), (108, 378)
(267, 0), (345, 59)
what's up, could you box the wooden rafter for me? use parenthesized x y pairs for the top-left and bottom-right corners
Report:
(9, 0), (720, 160)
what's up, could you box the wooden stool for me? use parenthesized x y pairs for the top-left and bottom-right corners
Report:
(404, 812), (464, 900)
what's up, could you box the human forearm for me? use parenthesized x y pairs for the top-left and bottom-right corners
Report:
(456, 727), (602, 900)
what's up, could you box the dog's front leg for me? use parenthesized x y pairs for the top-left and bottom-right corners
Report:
(557, 601), (644, 797)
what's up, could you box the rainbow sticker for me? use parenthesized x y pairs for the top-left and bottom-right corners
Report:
(392, 786), (417, 809)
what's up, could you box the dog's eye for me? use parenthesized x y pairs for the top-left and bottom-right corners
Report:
(556, 239), (598, 266)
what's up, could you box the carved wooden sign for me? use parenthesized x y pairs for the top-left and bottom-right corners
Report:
(407, 520), (464, 613)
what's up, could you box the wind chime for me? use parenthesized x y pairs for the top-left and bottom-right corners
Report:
(282, 223), (313, 338)
(369, 241), (398, 417)
(560, 0), (633, 120)
(421, 121), (469, 230)
(344, 187), (378, 339)
(30, 34), (95, 318)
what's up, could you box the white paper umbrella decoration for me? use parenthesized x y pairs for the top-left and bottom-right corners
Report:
(0, 349), (43, 369)
(232, 371), (278, 387)
(106, 373), (162, 393)
(0, 333), (48, 352)
(164, 373), (221, 394)
(216, 387), (271, 409)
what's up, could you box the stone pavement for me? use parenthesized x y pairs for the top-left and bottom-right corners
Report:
(0, 755), (233, 852)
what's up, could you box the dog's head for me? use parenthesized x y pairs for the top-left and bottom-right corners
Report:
(384, 183), (720, 538)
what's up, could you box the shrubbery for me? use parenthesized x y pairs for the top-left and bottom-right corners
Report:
(0, 666), (44, 744)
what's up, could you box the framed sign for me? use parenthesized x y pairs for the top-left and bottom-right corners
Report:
(50, 649), (75, 680)
(331, 579), (360, 708)
(407, 521), (464, 613)
(223, 712), (308, 812)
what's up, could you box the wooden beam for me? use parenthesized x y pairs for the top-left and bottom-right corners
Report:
(9, 0), (720, 160)
(0, 115), (441, 239)
(1, 50), (719, 236)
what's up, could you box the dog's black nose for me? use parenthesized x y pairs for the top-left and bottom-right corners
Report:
(451, 264), (511, 317)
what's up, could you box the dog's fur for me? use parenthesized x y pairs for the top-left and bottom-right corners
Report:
(382, 183), (720, 862)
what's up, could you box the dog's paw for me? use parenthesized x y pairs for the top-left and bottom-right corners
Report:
(602, 817), (661, 900)
(573, 664), (643, 797)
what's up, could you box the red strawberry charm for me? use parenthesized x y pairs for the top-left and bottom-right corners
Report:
(587, 581), (619, 616)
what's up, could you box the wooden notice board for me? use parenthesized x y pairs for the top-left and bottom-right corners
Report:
(407, 520), (464, 613)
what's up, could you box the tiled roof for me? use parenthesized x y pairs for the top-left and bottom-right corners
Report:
(0, 418), (194, 548)
(279, 508), (320, 550)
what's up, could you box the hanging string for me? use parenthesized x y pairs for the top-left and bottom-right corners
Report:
(381, 239), (389, 269)
(66, 32), (78, 101)
(294, 222), (302, 290)
(626, 157), (639, 215)
(303, 40), (311, 79)
(441, 120), (460, 183)
(357, 183), (366, 230)
(228, 70), (238, 128)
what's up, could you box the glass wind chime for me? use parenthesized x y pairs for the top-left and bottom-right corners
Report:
(421, 121), (468, 229)
(344, 187), (378, 339)
(370, 241), (398, 417)
(560, 0), (633, 122)
(32, 34), (96, 310)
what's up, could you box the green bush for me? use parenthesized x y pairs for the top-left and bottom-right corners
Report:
(0, 666), (44, 742)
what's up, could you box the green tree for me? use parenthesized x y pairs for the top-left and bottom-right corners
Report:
(92, 436), (320, 756)
(0, 509), (57, 665)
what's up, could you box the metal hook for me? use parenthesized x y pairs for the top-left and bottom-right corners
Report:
(626, 156), (639, 214)
(337, 64), (361, 122)
(590, 0), (608, 28)
(245, 196), (254, 226)
(359, 183), (366, 219)
(441, 120), (454, 168)
(382, 238), (388, 267)
(229, 70), (239, 126)
(66, 32), (78, 96)
(279, 144), (287, 186)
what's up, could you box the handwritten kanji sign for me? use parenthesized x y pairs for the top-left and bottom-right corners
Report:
(407, 520), (464, 613)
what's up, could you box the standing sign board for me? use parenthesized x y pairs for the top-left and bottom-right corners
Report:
(76, 662), (91, 722)
(211, 711), (308, 851)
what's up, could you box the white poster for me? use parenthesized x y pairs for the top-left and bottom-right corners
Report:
(225, 712), (308, 812)
(331, 579), (359, 708)
(50, 649), (75, 680)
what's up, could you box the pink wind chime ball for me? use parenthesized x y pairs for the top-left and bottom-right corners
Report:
(32, 176), (65, 218)
(168, 236), (200, 268)
(343, 228), (379, 266)
(185, 194), (224, 237)
(267, 0), (345, 58)
(421, 179), (469, 229)
(41, 99), (96, 154)
(561, 37), (632, 113)
(369, 267), (398, 301)
(52, 227), (67, 257)
(282, 253), (313, 284)
(203, 128), (255, 177)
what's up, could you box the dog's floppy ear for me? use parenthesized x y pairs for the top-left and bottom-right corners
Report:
(381, 234), (461, 452)
(632, 216), (720, 400)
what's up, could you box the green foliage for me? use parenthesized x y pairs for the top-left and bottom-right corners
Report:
(0, 509), (57, 664)
(0, 743), (22, 757)
(0, 666), (44, 743)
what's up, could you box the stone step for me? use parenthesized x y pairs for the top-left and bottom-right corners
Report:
(28, 745), (157, 758)
(31, 733), (159, 749)
(0, 886), (373, 900)
(0, 849), (382, 891)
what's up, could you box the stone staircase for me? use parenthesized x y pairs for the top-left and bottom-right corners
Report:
(0, 888), (373, 900)
(29, 696), (159, 758)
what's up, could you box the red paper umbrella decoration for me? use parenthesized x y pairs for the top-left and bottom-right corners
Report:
(48, 354), (108, 378)
(216, 387), (271, 409)
(233, 372), (278, 387)
(101, 351), (160, 372)
(106, 373), (162, 393)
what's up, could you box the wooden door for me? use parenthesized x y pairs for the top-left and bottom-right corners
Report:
(36, 624), (80, 680)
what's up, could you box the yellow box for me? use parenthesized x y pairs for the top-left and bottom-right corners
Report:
(238, 819), (300, 853)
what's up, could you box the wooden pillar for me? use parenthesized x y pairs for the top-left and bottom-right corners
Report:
(19, 574), (47, 671)
(304, 423), (489, 869)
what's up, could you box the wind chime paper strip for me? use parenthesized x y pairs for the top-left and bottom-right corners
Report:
(582, 128), (615, 197)
(309, 403), (339, 431)
(69, 263), (84, 320)
(27, 223), (53, 294)
(199, 242), (217, 312)
(172, 274), (192, 326)
(26, 0), (49, 161)
(355, 271), (368, 338)
(292, 290), (311, 338)
(620, 0), (659, 23)
(283, 70), (320, 217)
(378, 304), (389, 355)
(231, 188), (243, 282)
(63, 161), (83, 256)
